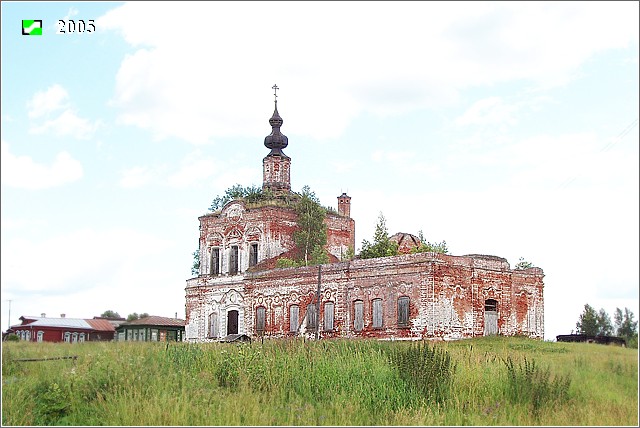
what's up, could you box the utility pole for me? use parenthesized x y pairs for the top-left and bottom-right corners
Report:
(315, 265), (321, 340)
(7, 299), (12, 330)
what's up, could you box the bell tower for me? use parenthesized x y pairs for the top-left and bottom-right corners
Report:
(262, 84), (291, 194)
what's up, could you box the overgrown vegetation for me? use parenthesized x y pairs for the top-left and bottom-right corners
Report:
(411, 230), (449, 255)
(514, 257), (534, 269)
(2, 337), (636, 426)
(575, 304), (638, 348)
(359, 212), (399, 259)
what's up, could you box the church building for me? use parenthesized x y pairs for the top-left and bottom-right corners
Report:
(184, 89), (544, 342)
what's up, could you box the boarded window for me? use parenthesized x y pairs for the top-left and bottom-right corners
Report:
(290, 305), (299, 332)
(249, 243), (258, 267)
(229, 246), (239, 275)
(208, 313), (218, 338)
(210, 248), (220, 275)
(398, 296), (410, 327)
(306, 304), (318, 329)
(372, 298), (383, 329)
(324, 302), (335, 331)
(256, 306), (266, 333)
(354, 300), (364, 332)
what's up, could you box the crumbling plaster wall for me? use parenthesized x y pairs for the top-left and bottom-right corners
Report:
(185, 252), (544, 342)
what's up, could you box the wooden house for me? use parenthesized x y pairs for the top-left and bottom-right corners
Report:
(115, 315), (186, 342)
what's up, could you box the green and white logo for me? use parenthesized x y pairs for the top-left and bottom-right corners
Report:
(22, 20), (43, 36)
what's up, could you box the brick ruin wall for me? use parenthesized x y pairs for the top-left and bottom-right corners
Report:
(185, 252), (544, 342)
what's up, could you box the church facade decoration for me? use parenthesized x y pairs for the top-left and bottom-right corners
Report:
(184, 87), (544, 342)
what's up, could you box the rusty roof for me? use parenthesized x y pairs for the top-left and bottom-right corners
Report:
(122, 316), (186, 327)
(85, 318), (116, 332)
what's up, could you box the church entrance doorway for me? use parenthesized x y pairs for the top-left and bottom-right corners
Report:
(227, 310), (239, 335)
(484, 299), (498, 336)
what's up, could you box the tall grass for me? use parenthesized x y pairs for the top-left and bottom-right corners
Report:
(2, 336), (637, 426)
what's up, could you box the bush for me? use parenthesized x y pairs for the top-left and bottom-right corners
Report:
(502, 356), (571, 414)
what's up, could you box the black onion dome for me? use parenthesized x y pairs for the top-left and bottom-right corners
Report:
(264, 101), (289, 156)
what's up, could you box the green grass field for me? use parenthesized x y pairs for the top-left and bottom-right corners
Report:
(2, 336), (637, 426)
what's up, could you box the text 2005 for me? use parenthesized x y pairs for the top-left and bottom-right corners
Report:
(57, 19), (95, 34)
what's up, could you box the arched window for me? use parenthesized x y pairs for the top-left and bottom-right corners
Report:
(354, 300), (364, 332)
(372, 298), (383, 329)
(208, 312), (219, 338)
(323, 302), (335, 331)
(256, 306), (266, 333)
(289, 305), (299, 332)
(249, 243), (259, 267)
(306, 304), (318, 329)
(398, 296), (410, 327)
(210, 248), (220, 275)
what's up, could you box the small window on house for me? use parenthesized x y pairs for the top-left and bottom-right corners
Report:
(249, 243), (258, 267)
(229, 246), (239, 275)
(485, 299), (498, 312)
(208, 313), (219, 338)
(354, 300), (364, 332)
(79, 333), (85, 343)
(256, 306), (266, 333)
(290, 305), (300, 332)
(398, 296), (410, 327)
(140, 329), (146, 342)
(324, 302), (335, 331)
(37, 331), (44, 342)
(306, 304), (318, 329)
(372, 298), (383, 329)
(72, 332), (78, 343)
(25, 330), (31, 341)
(64, 332), (70, 343)
(151, 329), (158, 341)
(210, 248), (220, 275)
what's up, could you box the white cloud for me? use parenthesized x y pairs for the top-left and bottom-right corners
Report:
(1, 141), (83, 190)
(1, 227), (183, 320)
(29, 110), (100, 139)
(27, 84), (99, 139)
(119, 166), (159, 189)
(97, 2), (639, 145)
(455, 97), (518, 126)
(27, 84), (69, 119)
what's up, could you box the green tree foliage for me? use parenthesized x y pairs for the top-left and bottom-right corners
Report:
(293, 186), (328, 266)
(597, 308), (614, 336)
(126, 312), (150, 322)
(412, 231), (449, 254)
(515, 257), (534, 269)
(575, 304), (600, 335)
(100, 310), (121, 319)
(576, 304), (618, 336)
(614, 307), (638, 347)
(208, 184), (273, 212)
(359, 212), (399, 259)
(191, 249), (200, 276)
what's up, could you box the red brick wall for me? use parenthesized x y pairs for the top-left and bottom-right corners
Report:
(185, 252), (544, 341)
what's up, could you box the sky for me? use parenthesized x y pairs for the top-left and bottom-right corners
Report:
(1, 1), (638, 341)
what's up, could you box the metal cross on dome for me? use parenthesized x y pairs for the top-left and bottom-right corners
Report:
(272, 84), (279, 102)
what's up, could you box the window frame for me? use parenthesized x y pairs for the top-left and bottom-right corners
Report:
(397, 296), (410, 327)
(372, 298), (383, 329)
(289, 304), (300, 333)
(256, 306), (266, 334)
(323, 302), (335, 331)
(354, 300), (364, 332)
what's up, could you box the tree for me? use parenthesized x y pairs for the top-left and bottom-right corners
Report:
(575, 304), (600, 335)
(359, 212), (399, 259)
(292, 186), (328, 266)
(100, 310), (121, 319)
(412, 231), (449, 254)
(614, 307), (638, 346)
(191, 249), (200, 276)
(127, 312), (149, 322)
(514, 257), (534, 269)
(208, 184), (273, 212)
(597, 308), (614, 336)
